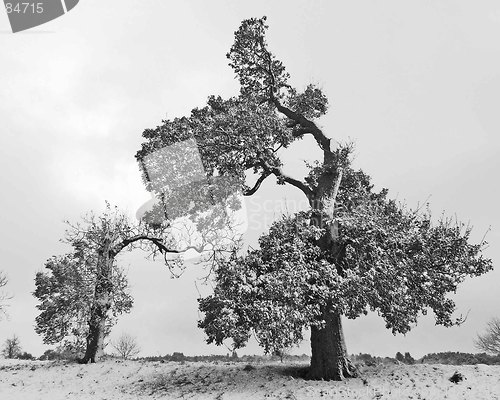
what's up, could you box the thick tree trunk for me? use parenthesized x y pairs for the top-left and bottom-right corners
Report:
(308, 310), (357, 380)
(80, 246), (114, 364)
(307, 165), (357, 380)
(81, 307), (108, 363)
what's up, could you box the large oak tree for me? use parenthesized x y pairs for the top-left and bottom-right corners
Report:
(136, 17), (492, 380)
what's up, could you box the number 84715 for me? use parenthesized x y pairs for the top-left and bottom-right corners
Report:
(5, 2), (44, 14)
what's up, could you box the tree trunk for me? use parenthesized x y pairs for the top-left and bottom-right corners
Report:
(80, 246), (114, 364)
(308, 310), (357, 380)
(81, 306), (108, 363)
(307, 166), (357, 380)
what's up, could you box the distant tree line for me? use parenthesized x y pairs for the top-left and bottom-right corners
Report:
(420, 351), (500, 365)
(137, 352), (310, 364)
(353, 351), (500, 366)
(4, 337), (500, 365)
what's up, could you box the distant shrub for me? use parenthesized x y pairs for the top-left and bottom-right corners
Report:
(39, 349), (60, 361)
(38, 344), (82, 361)
(356, 353), (378, 366)
(2, 335), (22, 359)
(449, 371), (464, 383)
(17, 351), (35, 360)
(171, 352), (186, 362)
(351, 353), (386, 367)
(404, 352), (415, 364)
(393, 351), (416, 364)
(111, 333), (140, 359)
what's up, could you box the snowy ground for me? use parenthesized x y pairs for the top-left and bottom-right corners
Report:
(0, 358), (499, 399)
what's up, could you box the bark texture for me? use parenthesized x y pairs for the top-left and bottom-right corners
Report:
(80, 245), (113, 363)
(308, 311), (357, 380)
(307, 167), (356, 380)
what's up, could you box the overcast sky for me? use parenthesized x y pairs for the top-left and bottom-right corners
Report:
(0, 0), (499, 359)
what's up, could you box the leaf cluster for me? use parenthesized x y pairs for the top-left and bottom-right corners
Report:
(199, 212), (325, 354)
(137, 94), (293, 193)
(136, 17), (332, 205)
(227, 16), (290, 100)
(199, 169), (492, 351)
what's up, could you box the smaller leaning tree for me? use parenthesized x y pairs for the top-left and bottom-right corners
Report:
(34, 203), (211, 364)
(34, 250), (133, 360)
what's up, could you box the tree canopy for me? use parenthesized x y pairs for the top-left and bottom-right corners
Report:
(33, 203), (183, 361)
(198, 164), (492, 355)
(34, 252), (132, 350)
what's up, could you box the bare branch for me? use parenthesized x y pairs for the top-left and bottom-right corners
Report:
(271, 97), (331, 152)
(0, 272), (11, 320)
(111, 333), (140, 359)
(292, 126), (316, 137)
(475, 317), (500, 355)
(243, 171), (271, 196)
(260, 160), (314, 200)
(110, 234), (181, 257)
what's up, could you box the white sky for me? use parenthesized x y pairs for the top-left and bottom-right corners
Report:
(0, 0), (499, 359)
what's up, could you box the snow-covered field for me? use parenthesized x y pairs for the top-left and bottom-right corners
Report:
(0, 359), (498, 399)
